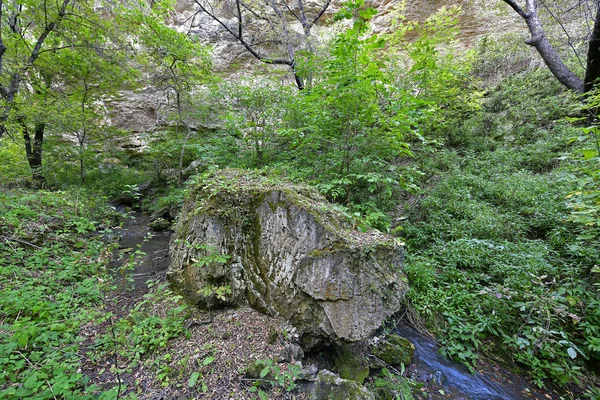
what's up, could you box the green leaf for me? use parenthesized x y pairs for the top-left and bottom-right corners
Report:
(260, 366), (270, 378)
(23, 374), (39, 389)
(582, 149), (597, 159)
(203, 356), (215, 365)
(567, 347), (577, 359)
(188, 371), (200, 387)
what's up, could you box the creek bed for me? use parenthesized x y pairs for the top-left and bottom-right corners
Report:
(108, 212), (171, 291)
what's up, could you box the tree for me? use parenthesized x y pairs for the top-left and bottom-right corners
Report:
(139, 11), (212, 185)
(192, 0), (332, 89)
(500, 0), (600, 93)
(0, 0), (202, 182)
(0, 0), (72, 181)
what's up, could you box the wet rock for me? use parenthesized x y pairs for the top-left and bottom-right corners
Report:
(372, 333), (415, 367)
(333, 344), (370, 384)
(299, 364), (319, 381)
(168, 169), (407, 347)
(308, 370), (375, 400)
(431, 370), (447, 386)
(149, 217), (171, 232)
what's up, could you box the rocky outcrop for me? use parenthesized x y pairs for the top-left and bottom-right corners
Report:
(167, 169), (408, 347)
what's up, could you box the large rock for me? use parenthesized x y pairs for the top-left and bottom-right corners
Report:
(168, 169), (408, 347)
(308, 370), (375, 400)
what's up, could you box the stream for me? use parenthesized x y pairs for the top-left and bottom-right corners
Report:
(396, 324), (531, 399)
(108, 212), (171, 291)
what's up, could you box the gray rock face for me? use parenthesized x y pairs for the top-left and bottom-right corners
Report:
(167, 170), (408, 347)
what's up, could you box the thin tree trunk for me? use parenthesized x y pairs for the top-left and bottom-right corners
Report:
(585, 5), (600, 94)
(22, 120), (45, 183)
(177, 91), (192, 186)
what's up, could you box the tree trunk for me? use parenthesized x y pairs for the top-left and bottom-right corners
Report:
(502, 0), (584, 92)
(585, 6), (600, 94)
(22, 120), (45, 183)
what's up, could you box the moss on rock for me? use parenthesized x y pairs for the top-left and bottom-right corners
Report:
(333, 344), (370, 384)
(372, 334), (415, 367)
(309, 370), (375, 400)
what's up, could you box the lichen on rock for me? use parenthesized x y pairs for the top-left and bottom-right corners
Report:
(168, 169), (408, 347)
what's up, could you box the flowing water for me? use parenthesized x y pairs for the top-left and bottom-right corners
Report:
(395, 324), (540, 400)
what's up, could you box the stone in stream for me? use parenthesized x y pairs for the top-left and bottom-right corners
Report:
(167, 169), (408, 348)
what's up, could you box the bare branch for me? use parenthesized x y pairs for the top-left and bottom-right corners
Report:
(540, 0), (586, 70)
(501, 0), (529, 19)
(311, 0), (331, 26)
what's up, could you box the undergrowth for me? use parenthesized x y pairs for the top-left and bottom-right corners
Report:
(0, 189), (118, 398)
(0, 189), (190, 398)
(402, 69), (599, 388)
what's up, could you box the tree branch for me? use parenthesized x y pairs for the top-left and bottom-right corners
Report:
(501, 0), (529, 19)
(502, 0), (585, 92)
(311, 0), (331, 26)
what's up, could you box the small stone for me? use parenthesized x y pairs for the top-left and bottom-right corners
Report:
(278, 343), (305, 362)
(432, 370), (447, 385)
(300, 364), (319, 381)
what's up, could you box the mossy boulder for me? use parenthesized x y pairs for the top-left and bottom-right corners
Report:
(309, 370), (375, 400)
(333, 344), (370, 384)
(168, 169), (408, 347)
(148, 217), (171, 231)
(372, 334), (415, 367)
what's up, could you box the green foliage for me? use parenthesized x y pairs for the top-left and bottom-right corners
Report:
(402, 65), (598, 387)
(0, 139), (30, 184)
(208, 3), (479, 232)
(0, 189), (120, 399)
(564, 99), (600, 262)
(246, 359), (302, 398)
(92, 282), (189, 366)
(371, 367), (414, 400)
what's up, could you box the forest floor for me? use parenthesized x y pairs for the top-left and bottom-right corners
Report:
(76, 210), (569, 400)
(80, 271), (569, 400)
(80, 286), (304, 399)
